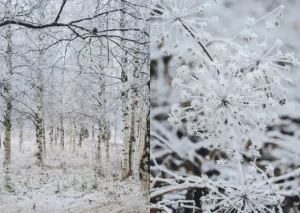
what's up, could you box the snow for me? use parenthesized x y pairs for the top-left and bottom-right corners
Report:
(0, 137), (148, 213)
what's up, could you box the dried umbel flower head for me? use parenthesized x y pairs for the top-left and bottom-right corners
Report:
(202, 163), (283, 213)
(227, 5), (299, 101)
(229, 35), (300, 103)
(169, 61), (279, 143)
(151, 0), (218, 48)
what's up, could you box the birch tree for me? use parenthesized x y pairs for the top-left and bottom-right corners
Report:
(120, 0), (131, 179)
(3, 23), (13, 191)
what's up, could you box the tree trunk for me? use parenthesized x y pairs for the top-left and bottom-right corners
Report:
(96, 120), (102, 176)
(49, 124), (54, 150)
(35, 112), (44, 166)
(120, 0), (131, 180)
(139, 109), (150, 194)
(105, 127), (110, 160)
(92, 125), (95, 139)
(60, 114), (64, 150)
(18, 119), (24, 152)
(35, 65), (45, 164)
(79, 123), (83, 148)
(114, 122), (117, 144)
(42, 119), (46, 157)
(72, 121), (76, 153)
(69, 120), (72, 149)
(139, 114), (147, 161)
(128, 86), (137, 176)
(97, 121), (102, 161)
(3, 22), (14, 192)
(55, 126), (59, 146)
(3, 24), (13, 170)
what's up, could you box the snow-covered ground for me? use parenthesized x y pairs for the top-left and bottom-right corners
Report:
(0, 136), (148, 213)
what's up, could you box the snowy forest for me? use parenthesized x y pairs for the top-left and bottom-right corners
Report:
(150, 0), (300, 213)
(0, 0), (149, 212)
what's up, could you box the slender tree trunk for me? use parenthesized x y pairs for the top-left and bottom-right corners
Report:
(96, 120), (102, 175)
(92, 125), (95, 139)
(18, 119), (24, 152)
(72, 120), (76, 153)
(49, 124), (54, 150)
(128, 86), (137, 176)
(60, 114), (64, 150)
(105, 127), (110, 160)
(3, 21), (14, 193)
(35, 112), (44, 166)
(128, 42), (139, 174)
(139, 114), (147, 160)
(42, 119), (46, 157)
(69, 120), (72, 149)
(97, 121), (102, 160)
(35, 66), (45, 164)
(139, 108), (150, 194)
(79, 123), (83, 148)
(121, 70), (130, 179)
(120, 0), (131, 179)
(3, 24), (13, 171)
(114, 123), (117, 144)
(55, 126), (58, 146)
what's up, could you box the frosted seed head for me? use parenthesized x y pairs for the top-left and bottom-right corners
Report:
(266, 21), (274, 30)
(275, 39), (283, 47)
(212, 16), (219, 23)
(171, 78), (183, 88)
(265, 165), (275, 177)
(245, 17), (256, 28)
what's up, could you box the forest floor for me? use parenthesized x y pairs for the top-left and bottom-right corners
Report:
(0, 137), (148, 213)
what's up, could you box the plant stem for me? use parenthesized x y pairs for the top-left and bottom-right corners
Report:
(180, 21), (214, 61)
